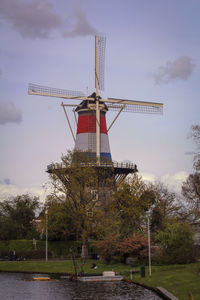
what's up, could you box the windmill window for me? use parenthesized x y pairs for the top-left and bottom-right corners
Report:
(91, 190), (98, 201)
(87, 211), (93, 217)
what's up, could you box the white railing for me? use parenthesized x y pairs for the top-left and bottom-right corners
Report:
(47, 161), (137, 171)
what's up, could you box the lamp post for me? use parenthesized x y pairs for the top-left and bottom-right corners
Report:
(45, 207), (48, 262)
(147, 211), (151, 277)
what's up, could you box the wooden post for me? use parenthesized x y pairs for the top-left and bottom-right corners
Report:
(188, 291), (194, 300)
(130, 270), (133, 280)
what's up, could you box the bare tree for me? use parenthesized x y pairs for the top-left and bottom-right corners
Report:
(182, 173), (200, 221)
(189, 124), (200, 171)
(148, 182), (181, 233)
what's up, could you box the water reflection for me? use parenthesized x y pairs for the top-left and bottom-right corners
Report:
(0, 273), (163, 300)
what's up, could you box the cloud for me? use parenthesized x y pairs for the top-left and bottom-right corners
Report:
(152, 56), (195, 84)
(0, 0), (62, 39)
(0, 182), (47, 203)
(0, 0), (97, 39)
(63, 7), (97, 38)
(141, 172), (157, 183)
(141, 171), (188, 193)
(161, 171), (188, 192)
(0, 101), (22, 125)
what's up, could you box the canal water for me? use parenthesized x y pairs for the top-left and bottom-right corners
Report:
(0, 273), (163, 300)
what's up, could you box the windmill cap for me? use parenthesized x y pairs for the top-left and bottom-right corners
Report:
(75, 92), (108, 112)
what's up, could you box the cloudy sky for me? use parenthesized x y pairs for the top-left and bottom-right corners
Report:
(0, 0), (199, 202)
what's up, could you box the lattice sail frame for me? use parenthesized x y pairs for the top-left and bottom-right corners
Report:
(107, 103), (163, 114)
(28, 83), (163, 115)
(28, 83), (85, 99)
(95, 36), (106, 91)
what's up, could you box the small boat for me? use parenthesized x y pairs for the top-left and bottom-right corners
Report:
(26, 277), (59, 282)
(33, 277), (51, 281)
(77, 271), (123, 282)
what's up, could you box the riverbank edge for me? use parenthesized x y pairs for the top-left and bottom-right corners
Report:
(0, 269), (176, 300)
(129, 280), (178, 300)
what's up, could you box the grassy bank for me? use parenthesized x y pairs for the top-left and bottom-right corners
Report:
(0, 259), (130, 275)
(0, 260), (199, 300)
(132, 263), (200, 300)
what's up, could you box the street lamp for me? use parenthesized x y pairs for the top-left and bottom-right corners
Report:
(147, 211), (151, 277)
(45, 207), (48, 262)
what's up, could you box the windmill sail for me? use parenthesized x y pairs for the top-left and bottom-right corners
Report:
(107, 103), (163, 114)
(28, 83), (85, 99)
(95, 36), (106, 92)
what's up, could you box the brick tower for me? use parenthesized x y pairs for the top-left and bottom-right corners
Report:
(74, 95), (111, 162)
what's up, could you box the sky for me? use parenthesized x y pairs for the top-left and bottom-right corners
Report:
(0, 0), (199, 202)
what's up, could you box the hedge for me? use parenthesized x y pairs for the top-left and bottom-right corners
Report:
(0, 240), (82, 259)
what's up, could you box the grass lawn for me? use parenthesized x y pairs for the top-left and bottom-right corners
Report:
(0, 260), (199, 300)
(131, 263), (200, 300)
(0, 259), (132, 275)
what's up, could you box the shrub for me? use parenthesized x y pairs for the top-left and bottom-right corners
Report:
(93, 235), (119, 263)
(117, 233), (148, 263)
(0, 240), (82, 259)
(155, 222), (196, 264)
(94, 233), (149, 264)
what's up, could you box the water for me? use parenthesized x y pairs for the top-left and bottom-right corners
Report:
(0, 273), (163, 300)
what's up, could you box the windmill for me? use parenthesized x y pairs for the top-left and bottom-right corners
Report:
(28, 35), (163, 185)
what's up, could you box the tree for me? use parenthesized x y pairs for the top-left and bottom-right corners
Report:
(42, 195), (75, 241)
(47, 150), (113, 256)
(148, 182), (181, 234)
(111, 174), (154, 238)
(0, 194), (40, 240)
(178, 125), (200, 222)
(189, 124), (200, 171)
(182, 173), (200, 221)
(156, 222), (195, 264)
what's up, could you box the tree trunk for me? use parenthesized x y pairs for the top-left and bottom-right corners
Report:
(81, 231), (88, 259)
(81, 244), (88, 259)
